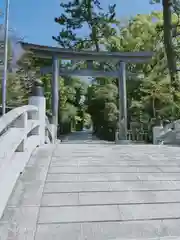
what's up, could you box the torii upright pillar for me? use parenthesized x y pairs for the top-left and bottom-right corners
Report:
(118, 61), (128, 140)
(51, 55), (59, 139)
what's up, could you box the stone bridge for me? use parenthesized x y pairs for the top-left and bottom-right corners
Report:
(1, 85), (180, 239)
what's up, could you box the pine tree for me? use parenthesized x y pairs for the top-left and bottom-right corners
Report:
(53, 0), (118, 51)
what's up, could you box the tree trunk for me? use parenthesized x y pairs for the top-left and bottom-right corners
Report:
(162, 0), (178, 91)
(152, 96), (156, 119)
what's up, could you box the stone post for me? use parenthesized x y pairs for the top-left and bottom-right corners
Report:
(28, 79), (46, 145)
(153, 125), (163, 144)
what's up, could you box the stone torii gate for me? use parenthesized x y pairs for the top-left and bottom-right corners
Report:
(20, 42), (153, 140)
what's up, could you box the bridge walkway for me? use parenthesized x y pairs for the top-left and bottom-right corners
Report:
(1, 133), (180, 239)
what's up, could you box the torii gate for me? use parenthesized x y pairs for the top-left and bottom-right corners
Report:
(20, 42), (153, 141)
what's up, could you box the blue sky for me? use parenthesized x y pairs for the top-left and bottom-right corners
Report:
(0, 0), (162, 46)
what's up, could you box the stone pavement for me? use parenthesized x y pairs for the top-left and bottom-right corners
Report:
(1, 139), (180, 239)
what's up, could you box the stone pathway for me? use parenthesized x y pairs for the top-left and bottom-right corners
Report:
(1, 141), (180, 239)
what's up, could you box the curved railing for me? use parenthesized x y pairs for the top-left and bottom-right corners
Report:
(0, 105), (41, 155)
(0, 104), (54, 218)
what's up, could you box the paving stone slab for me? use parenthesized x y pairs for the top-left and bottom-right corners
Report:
(34, 219), (180, 240)
(51, 158), (120, 164)
(78, 191), (180, 205)
(46, 173), (139, 182)
(38, 205), (120, 223)
(50, 160), (128, 166)
(35, 223), (81, 240)
(44, 181), (180, 193)
(118, 202), (180, 221)
(50, 158), (180, 165)
(80, 220), (180, 240)
(50, 161), (180, 166)
(159, 167), (180, 172)
(53, 152), (106, 158)
(79, 220), (180, 240)
(44, 182), (112, 193)
(47, 173), (80, 182)
(40, 191), (180, 207)
(48, 166), (162, 173)
(41, 193), (79, 206)
(137, 173), (180, 181)
(110, 181), (180, 191)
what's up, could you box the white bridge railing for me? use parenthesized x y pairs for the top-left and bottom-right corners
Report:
(0, 82), (55, 219)
(45, 115), (56, 143)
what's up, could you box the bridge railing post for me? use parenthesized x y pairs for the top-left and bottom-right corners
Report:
(11, 112), (28, 151)
(28, 79), (46, 145)
(48, 124), (56, 143)
(153, 125), (164, 144)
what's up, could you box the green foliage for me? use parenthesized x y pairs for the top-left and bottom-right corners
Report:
(87, 9), (180, 141)
(0, 73), (28, 107)
(151, 0), (180, 91)
(87, 83), (118, 140)
(41, 73), (88, 134)
(84, 112), (92, 129)
(53, 0), (118, 50)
